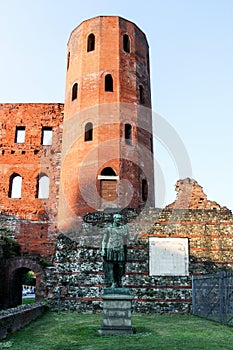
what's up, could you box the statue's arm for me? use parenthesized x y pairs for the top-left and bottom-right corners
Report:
(125, 225), (138, 242)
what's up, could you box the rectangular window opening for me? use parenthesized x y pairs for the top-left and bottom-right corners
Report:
(15, 127), (26, 144)
(41, 127), (52, 146)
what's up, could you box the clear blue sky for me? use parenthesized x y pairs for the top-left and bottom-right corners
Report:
(0, 0), (232, 210)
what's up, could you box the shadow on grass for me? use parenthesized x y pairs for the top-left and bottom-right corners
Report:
(133, 326), (152, 335)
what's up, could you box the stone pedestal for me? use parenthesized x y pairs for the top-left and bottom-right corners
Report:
(99, 288), (134, 335)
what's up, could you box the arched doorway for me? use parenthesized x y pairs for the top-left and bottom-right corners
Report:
(5, 258), (43, 308)
(11, 267), (33, 306)
(98, 167), (119, 208)
(22, 270), (36, 302)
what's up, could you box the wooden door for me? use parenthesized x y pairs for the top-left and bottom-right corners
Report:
(100, 180), (117, 203)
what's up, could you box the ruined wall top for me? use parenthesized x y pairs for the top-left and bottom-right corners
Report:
(166, 178), (228, 211)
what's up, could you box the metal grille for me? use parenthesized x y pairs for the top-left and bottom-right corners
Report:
(192, 272), (233, 325)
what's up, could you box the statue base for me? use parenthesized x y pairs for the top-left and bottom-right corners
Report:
(98, 288), (134, 335)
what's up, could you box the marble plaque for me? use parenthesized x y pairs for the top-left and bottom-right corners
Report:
(149, 237), (189, 276)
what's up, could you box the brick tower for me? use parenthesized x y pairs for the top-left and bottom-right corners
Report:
(58, 16), (155, 229)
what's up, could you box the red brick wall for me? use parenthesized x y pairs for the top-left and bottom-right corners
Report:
(0, 104), (63, 257)
(59, 16), (155, 230)
(0, 103), (64, 221)
(166, 178), (228, 211)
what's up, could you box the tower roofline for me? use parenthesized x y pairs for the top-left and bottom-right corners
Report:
(67, 15), (149, 47)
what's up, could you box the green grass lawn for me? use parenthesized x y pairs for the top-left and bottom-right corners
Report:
(0, 312), (233, 350)
(22, 297), (35, 305)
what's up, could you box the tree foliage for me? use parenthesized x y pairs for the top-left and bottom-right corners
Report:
(0, 228), (21, 258)
(22, 271), (36, 286)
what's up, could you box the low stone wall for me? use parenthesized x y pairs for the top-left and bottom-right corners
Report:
(0, 302), (47, 339)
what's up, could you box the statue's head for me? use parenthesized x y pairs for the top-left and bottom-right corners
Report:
(113, 213), (122, 223)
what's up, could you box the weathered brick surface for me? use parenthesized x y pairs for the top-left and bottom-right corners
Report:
(0, 104), (63, 260)
(59, 16), (155, 228)
(0, 103), (64, 221)
(166, 178), (228, 210)
(2, 256), (45, 309)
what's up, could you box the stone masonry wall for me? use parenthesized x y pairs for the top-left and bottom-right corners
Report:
(0, 302), (47, 339)
(44, 201), (233, 314)
(42, 180), (233, 313)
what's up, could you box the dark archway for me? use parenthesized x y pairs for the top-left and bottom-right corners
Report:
(105, 74), (113, 92)
(84, 122), (93, 142)
(10, 267), (31, 307)
(142, 179), (148, 202)
(5, 258), (43, 308)
(87, 33), (95, 52)
(125, 123), (132, 145)
(123, 34), (130, 53)
(72, 83), (78, 101)
(100, 167), (116, 176)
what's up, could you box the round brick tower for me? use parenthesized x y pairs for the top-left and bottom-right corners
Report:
(58, 16), (155, 229)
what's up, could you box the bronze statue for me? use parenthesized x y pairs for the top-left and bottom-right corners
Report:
(101, 213), (138, 288)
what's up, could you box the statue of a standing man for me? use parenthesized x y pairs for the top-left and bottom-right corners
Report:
(101, 213), (138, 288)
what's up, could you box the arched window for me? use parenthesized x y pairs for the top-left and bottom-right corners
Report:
(101, 167), (117, 176)
(72, 83), (78, 101)
(125, 123), (132, 145)
(99, 167), (118, 205)
(37, 174), (50, 199)
(105, 74), (113, 92)
(142, 179), (148, 202)
(123, 34), (130, 53)
(139, 84), (145, 104)
(67, 51), (70, 70)
(87, 33), (95, 52)
(84, 122), (93, 142)
(9, 173), (22, 198)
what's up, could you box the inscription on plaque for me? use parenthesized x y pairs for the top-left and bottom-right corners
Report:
(149, 238), (189, 276)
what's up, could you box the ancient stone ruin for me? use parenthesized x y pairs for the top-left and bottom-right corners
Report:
(0, 16), (232, 313)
